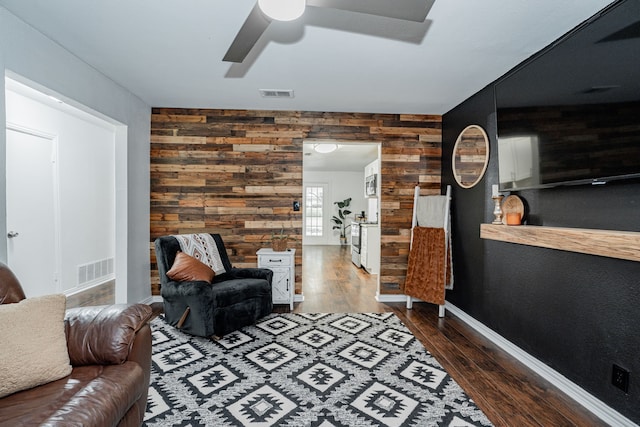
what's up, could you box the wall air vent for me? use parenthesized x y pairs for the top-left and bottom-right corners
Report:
(78, 257), (115, 286)
(259, 89), (294, 98)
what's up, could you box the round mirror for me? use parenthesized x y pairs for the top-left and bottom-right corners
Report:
(452, 125), (490, 188)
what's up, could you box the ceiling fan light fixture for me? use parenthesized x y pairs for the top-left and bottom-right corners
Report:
(258, 0), (306, 21)
(314, 143), (338, 154)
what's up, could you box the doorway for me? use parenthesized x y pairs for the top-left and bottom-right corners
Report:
(5, 77), (118, 299)
(301, 141), (381, 298)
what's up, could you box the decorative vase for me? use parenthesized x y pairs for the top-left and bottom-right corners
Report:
(492, 195), (504, 224)
(271, 239), (287, 252)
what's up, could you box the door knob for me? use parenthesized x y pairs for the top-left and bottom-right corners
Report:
(7, 231), (19, 238)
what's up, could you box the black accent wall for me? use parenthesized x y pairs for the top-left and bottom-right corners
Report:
(442, 85), (640, 422)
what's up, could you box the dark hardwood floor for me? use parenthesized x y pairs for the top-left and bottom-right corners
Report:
(273, 245), (606, 427)
(66, 280), (115, 309)
(88, 244), (605, 426)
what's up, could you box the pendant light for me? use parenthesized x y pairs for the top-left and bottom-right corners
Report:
(313, 143), (338, 154)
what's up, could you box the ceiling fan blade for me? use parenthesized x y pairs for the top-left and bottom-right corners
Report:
(223, 2), (272, 63)
(307, 0), (434, 22)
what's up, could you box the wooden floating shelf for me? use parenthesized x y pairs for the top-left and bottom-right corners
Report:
(480, 224), (640, 263)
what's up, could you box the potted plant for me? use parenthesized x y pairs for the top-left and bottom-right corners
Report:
(270, 226), (292, 252)
(332, 197), (352, 245)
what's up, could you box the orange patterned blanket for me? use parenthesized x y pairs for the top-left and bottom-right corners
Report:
(404, 227), (452, 305)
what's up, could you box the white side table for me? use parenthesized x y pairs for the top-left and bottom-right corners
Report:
(257, 248), (296, 310)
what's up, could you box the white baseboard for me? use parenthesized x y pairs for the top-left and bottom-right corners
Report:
(445, 302), (638, 427)
(294, 293), (304, 303)
(375, 293), (417, 303)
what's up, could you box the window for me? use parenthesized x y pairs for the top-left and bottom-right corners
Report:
(305, 186), (324, 236)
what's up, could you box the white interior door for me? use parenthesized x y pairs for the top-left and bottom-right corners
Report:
(6, 125), (60, 297)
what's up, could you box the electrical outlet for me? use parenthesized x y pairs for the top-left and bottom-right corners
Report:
(612, 364), (629, 393)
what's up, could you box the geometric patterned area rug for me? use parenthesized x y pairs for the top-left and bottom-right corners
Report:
(144, 313), (493, 427)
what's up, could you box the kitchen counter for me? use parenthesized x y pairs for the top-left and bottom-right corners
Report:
(355, 221), (378, 226)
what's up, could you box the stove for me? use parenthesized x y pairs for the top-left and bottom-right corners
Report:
(351, 222), (361, 267)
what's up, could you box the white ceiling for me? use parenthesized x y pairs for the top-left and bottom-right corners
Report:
(303, 141), (379, 172)
(0, 0), (613, 117)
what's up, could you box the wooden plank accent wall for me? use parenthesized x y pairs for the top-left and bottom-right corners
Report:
(150, 109), (442, 296)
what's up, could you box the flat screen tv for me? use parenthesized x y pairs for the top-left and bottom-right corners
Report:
(495, 0), (640, 191)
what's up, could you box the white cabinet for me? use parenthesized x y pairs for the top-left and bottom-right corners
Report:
(257, 248), (295, 310)
(360, 224), (380, 274)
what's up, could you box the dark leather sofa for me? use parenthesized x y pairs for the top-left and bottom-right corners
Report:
(0, 264), (153, 427)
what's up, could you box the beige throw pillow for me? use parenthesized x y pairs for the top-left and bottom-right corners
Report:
(0, 294), (72, 398)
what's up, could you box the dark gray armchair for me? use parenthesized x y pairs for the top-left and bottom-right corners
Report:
(154, 233), (273, 338)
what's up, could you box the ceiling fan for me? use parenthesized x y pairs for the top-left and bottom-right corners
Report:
(223, 0), (435, 63)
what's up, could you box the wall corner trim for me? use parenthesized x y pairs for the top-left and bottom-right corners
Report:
(445, 303), (638, 427)
(143, 295), (163, 304)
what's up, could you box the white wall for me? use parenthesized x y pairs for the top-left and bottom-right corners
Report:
(0, 7), (151, 303)
(303, 170), (365, 245)
(6, 88), (115, 293)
